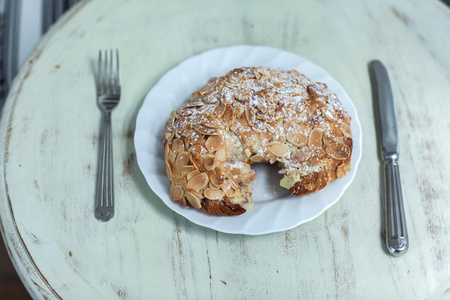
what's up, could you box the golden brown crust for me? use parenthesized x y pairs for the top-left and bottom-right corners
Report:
(163, 67), (353, 216)
(201, 198), (246, 216)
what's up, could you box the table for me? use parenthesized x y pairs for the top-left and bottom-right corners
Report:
(1, 0), (449, 298)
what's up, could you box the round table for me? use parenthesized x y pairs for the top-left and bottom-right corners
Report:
(1, 0), (450, 298)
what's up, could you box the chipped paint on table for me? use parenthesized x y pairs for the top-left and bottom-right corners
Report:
(0, 0), (450, 299)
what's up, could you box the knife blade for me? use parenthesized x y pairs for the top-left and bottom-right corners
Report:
(370, 60), (408, 256)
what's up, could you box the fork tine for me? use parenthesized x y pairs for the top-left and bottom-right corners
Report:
(109, 49), (114, 94)
(104, 49), (109, 94)
(116, 49), (121, 94)
(97, 50), (102, 94)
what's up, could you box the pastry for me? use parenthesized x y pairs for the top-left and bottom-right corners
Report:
(163, 67), (352, 216)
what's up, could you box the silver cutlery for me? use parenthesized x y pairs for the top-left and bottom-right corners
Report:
(370, 60), (408, 256)
(95, 49), (121, 222)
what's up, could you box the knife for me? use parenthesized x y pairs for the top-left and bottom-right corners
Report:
(370, 60), (408, 256)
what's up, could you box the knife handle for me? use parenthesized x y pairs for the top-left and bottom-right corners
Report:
(384, 155), (408, 256)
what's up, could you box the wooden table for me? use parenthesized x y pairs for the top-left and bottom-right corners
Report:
(1, 0), (449, 298)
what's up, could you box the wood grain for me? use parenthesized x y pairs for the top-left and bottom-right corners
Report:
(0, 0), (449, 299)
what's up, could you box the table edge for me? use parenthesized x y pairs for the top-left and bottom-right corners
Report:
(0, 2), (90, 299)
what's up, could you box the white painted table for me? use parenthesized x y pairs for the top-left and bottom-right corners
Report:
(1, 0), (450, 299)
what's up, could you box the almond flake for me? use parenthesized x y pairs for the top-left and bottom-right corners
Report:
(203, 155), (217, 171)
(267, 142), (289, 157)
(326, 143), (350, 160)
(308, 129), (323, 150)
(187, 170), (200, 181)
(204, 188), (225, 200)
(287, 132), (308, 147)
(170, 186), (184, 202)
(241, 172), (256, 185)
(185, 191), (202, 209)
(211, 174), (225, 186)
(187, 173), (209, 191)
(175, 152), (190, 172)
(172, 139), (185, 154)
(205, 135), (224, 153)
(165, 161), (173, 182)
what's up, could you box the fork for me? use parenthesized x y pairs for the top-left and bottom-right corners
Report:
(95, 49), (121, 222)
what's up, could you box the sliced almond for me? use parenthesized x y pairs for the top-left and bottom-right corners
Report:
(291, 69), (300, 76)
(181, 165), (195, 174)
(207, 170), (216, 180)
(168, 151), (176, 164)
(187, 170), (200, 181)
(229, 121), (241, 132)
(222, 105), (236, 125)
(189, 145), (204, 159)
(230, 167), (241, 177)
(231, 189), (242, 197)
(175, 152), (190, 172)
(165, 161), (173, 182)
(322, 133), (335, 146)
(244, 149), (252, 158)
(245, 107), (255, 126)
(326, 143), (350, 160)
(170, 186), (184, 202)
(241, 186), (252, 198)
(190, 156), (202, 170)
(273, 82), (283, 88)
(164, 127), (174, 141)
(187, 173), (209, 191)
(228, 173), (240, 189)
(164, 143), (170, 162)
(185, 191), (202, 209)
(204, 188), (225, 200)
(189, 131), (204, 145)
(198, 77), (219, 97)
(204, 95), (219, 104)
(250, 155), (265, 163)
(209, 182), (221, 190)
(202, 118), (223, 129)
(210, 174), (225, 186)
(267, 142), (289, 157)
(257, 104), (267, 114)
(293, 151), (311, 163)
(241, 172), (256, 185)
(220, 179), (234, 196)
(215, 146), (227, 161)
(287, 132), (308, 147)
(308, 128), (323, 150)
(314, 148), (326, 159)
(215, 162), (230, 177)
(340, 122), (352, 138)
(256, 67), (266, 75)
(336, 162), (351, 178)
(195, 125), (220, 136)
(224, 187), (235, 197)
(299, 122), (310, 133)
(185, 101), (205, 108)
(172, 139), (185, 154)
(203, 155), (217, 171)
(205, 135), (224, 153)
(269, 154), (278, 164)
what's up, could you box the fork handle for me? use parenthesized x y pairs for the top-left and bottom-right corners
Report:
(384, 156), (408, 256)
(95, 112), (115, 221)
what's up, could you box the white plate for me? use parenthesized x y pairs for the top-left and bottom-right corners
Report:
(134, 45), (362, 235)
